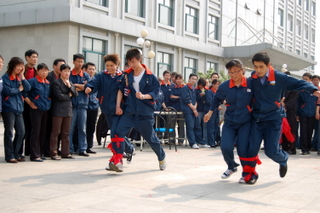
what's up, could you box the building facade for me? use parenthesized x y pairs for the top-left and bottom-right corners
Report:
(0, 0), (316, 79)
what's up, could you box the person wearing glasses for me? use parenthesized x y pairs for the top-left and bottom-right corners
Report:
(204, 59), (253, 183)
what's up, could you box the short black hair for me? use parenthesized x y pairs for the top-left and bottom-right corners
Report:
(25, 49), (38, 58)
(312, 75), (320, 80)
(252, 52), (270, 66)
(175, 73), (183, 80)
(225, 59), (243, 70)
(197, 78), (206, 87)
(284, 71), (291, 76)
(53, 58), (66, 66)
(60, 63), (71, 71)
(302, 72), (312, 79)
(37, 63), (49, 71)
(83, 62), (96, 70)
(189, 73), (198, 79)
(73, 53), (84, 61)
(211, 79), (221, 85)
(163, 70), (171, 76)
(125, 48), (142, 62)
(210, 72), (219, 78)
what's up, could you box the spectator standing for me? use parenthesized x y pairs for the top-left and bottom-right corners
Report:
(50, 64), (78, 160)
(25, 63), (51, 162)
(69, 54), (90, 157)
(2, 57), (31, 163)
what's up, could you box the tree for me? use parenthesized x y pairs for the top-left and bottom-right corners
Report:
(198, 68), (229, 83)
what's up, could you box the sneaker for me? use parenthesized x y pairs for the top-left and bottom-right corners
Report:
(239, 177), (246, 184)
(200, 144), (211, 148)
(126, 148), (135, 164)
(221, 167), (237, 179)
(105, 162), (116, 171)
(159, 159), (167, 171)
(109, 162), (123, 172)
(192, 144), (199, 149)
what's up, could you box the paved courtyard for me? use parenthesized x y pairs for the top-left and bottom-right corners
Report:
(0, 121), (320, 213)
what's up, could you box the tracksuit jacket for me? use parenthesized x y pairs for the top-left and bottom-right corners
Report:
(2, 73), (31, 113)
(27, 76), (51, 111)
(69, 69), (90, 109)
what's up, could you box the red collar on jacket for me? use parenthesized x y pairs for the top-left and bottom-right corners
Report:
(160, 80), (172, 86)
(71, 69), (84, 77)
(9, 74), (21, 81)
(251, 66), (275, 82)
(104, 69), (122, 76)
(187, 83), (194, 90)
(124, 64), (153, 75)
(175, 84), (185, 88)
(229, 75), (247, 88)
(36, 75), (50, 84)
(211, 88), (217, 93)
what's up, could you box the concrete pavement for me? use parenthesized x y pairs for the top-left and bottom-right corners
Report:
(0, 121), (320, 213)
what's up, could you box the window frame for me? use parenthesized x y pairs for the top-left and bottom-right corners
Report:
(157, 51), (173, 77)
(208, 14), (219, 40)
(278, 8), (284, 27)
(82, 36), (107, 72)
(158, 0), (174, 26)
(125, 0), (145, 18)
(184, 57), (197, 79)
(185, 5), (199, 34)
(85, 0), (108, 7)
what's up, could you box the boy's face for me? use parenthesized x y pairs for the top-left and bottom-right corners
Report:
(253, 61), (269, 77)
(85, 65), (96, 77)
(53, 61), (65, 74)
(26, 53), (38, 66)
(73, 58), (84, 70)
(302, 76), (311, 82)
(211, 74), (218, 81)
(163, 73), (171, 81)
(312, 78), (320, 87)
(37, 68), (49, 79)
(127, 57), (141, 70)
(189, 76), (198, 85)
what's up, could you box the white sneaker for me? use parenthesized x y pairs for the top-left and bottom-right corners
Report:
(159, 159), (167, 171)
(192, 144), (199, 149)
(221, 167), (237, 179)
(239, 177), (246, 183)
(200, 144), (211, 148)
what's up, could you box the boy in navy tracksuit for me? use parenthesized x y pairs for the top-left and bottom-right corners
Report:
(247, 52), (319, 184)
(196, 78), (208, 143)
(106, 49), (166, 172)
(297, 72), (317, 155)
(204, 59), (253, 181)
(69, 54), (90, 156)
(160, 70), (174, 109)
(170, 74), (185, 144)
(181, 73), (207, 149)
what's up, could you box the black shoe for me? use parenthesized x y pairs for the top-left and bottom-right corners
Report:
(287, 150), (296, 155)
(301, 152), (309, 155)
(86, 149), (96, 154)
(78, 152), (89, 157)
(31, 158), (43, 162)
(279, 164), (287, 178)
(126, 148), (135, 164)
(246, 176), (259, 185)
(41, 157), (47, 160)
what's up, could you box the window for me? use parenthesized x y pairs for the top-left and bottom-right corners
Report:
(208, 15), (219, 40)
(184, 57), (197, 79)
(158, 0), (174, 26)
(311, 56), (315, 70)
(287, 14), (293, 32)
(312, 29), (315, 43)
(157, 52), (173, 77)
(304, 53), (308, 58)
(311, 1), (316, 16)
(85, 0), (108, 6)
(185, 6), (198, 34)
(296, 20), (301, 36)
(296, 49), (301, 55)
(83, 37), (107, 72)
(304, 24), (308, 39)
(207, 62), (218, 72)
(297, 0), (302, 6)
(305, 0), (309, 11)
(278, 9), (284, 27)
(125, 0), (145, 18)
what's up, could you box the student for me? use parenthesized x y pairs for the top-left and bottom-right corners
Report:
(22, 49), (39, 157)
(47, 58), (65, 83)
(204, 59), (253, 180)
(50, 64), (78, 160)
(0, 55), (3, 114)
(204, 79), (220, 148)
(2, 57), (31, 163)
(82, 62), (98, 154)
(106, 48), (166, 172)
(25, 63), (51, 162)
(170, 74), (185, 145)
(297, 72), (317, 155)
(161, 70), (174, 109)
(311, 75), (320, 152)
(69, 54), (90, 157)
(196, 78), (208, 143)
(181, 73), (209, 149)
(85, 54), (135, 162)
(246, 52), (320, 184)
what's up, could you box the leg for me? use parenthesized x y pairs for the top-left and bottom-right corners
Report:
(2, 112), (15, 161)
(299, 116), (308, 154)
(13, 113), (25, 160)
(220, 123), (238, 170)
(60, 117), (72, 157)
(184, 113), (197, 147)
(50, 116), (63, 157)
(86, 109), (98, 152)
(76, 108), (88, 154)
(69, 108), (78, 154)
(29, 109), (43, 160)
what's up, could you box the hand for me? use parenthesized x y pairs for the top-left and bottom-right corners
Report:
(313, 90), (320, 97)
(316, 114), (320, 120)
(29, 102), (38, 109)
(296, 116), (300, 122)
(116, 107), (123, 115)
(19, 65), (25, 80)
(203, 112), (212, 123)
(65, 80), (71, 88)
(199, 93), (205, 97)
(85, 87), (92, 94)
(136, 92), (144, 99)
(193, 110), (198, 117)
(19, 83), (24, 91)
